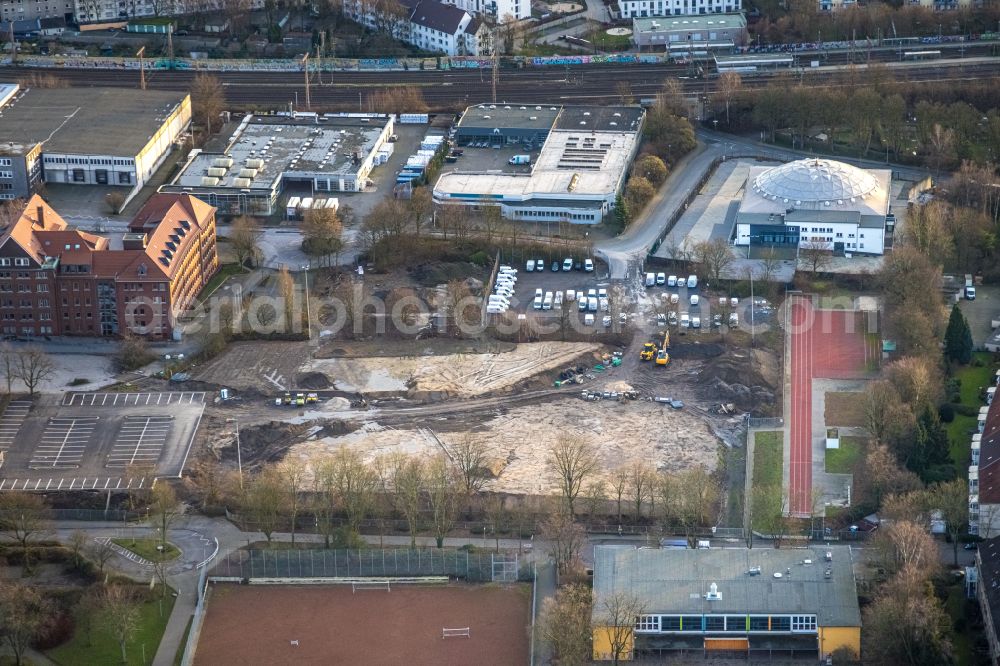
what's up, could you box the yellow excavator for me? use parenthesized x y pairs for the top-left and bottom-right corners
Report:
(640, 342), (657, 361)
(655, 331), (670, 366)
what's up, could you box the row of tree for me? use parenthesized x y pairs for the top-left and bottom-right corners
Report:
(716, 70), (1000, 171)
(218, 436), (723, 565)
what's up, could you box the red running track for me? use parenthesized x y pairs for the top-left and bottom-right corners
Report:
(789, 297), (814, 517)
(788, 300), (872, 516)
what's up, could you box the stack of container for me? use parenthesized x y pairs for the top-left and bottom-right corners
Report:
(400, 113), (429, 124)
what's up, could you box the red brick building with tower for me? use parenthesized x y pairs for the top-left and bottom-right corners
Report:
(0, 193), (217, 340)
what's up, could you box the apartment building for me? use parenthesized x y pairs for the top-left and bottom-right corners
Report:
(343, 0), (488, 55)
(970, 380), (1000, 537)
(617, 0), (740, 20)
(0, 194), (217, 340)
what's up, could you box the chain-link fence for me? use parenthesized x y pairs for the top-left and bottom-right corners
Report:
(209, 548), (532, 583)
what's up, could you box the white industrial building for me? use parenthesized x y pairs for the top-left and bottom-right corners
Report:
(733, 159), (892, 256)
(617, 0), (741, 19)
(434, 105), (644, 224)
(0, 85), (190, 202)
(163, 113), (393, 216)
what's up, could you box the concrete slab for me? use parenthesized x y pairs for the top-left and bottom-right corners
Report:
(0, 392), (205, 490)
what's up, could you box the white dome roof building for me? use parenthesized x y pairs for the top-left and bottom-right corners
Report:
(735, 158), (893, 256)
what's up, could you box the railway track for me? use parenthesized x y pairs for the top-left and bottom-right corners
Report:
(0, 58), (996, 111)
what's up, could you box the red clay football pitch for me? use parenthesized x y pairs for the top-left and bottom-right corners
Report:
(195, 582), (531, 666)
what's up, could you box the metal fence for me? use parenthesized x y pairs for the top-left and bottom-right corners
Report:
(208, 548), (532, 583)
(0, 508), (134, 522)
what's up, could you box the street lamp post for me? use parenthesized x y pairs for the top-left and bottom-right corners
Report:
(301, 265), (311, 340)
(226, 418), (243, 490)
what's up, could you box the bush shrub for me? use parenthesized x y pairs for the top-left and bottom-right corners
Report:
(951, 402), (978, 417)
(938, 403), (955, 423)
(33, 610), (75, 650)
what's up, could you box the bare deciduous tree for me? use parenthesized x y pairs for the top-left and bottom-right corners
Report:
(541, 507), (587, 575)
(0, 582), (52, 665)
(547, 436), (599, 516)
(99, 584), (141, 664)
(242, 466), (286, 543)
(596, 592), (647, 665)
(449, 434), (492, 495)
(229, 216), (262, 270)
(13, 347), (54, 397)
(427, 456), (459, 548)
(149, 482), (182, 548)
(190, 73), (227, 139)
(0, 491), (49, 572)
(539, 584), (593, 665)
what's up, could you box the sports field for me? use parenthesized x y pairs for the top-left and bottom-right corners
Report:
(194, 583), (531, 666)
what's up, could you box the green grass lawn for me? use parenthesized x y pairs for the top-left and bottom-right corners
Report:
(947, 353), (996, 470)
(112, 538), (180, 562)
(825, 436), (866, 474)
(173, 616), (193, 666)
(944, 581), (975, 666)
(48, 587), (175, 666)
(197, 263), (242, 303)
(753, 431), (783, 488)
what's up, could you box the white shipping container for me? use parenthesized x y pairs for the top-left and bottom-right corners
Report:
(312, 198), (326, 209)
(399, 113), (429, 124)
(326, 198), (339, 211)
(299, 197), (313, 210)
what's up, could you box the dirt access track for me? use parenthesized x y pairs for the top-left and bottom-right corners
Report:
(195, 583), (530, 666)
(195, 340), (600, 400)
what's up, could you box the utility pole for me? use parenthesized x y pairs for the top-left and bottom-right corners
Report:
(166, 24), (174, 66)
(316, 32), (325, 86)
(491, 26), (500, 105)
(302, 53), (311, 111)
(137, 46), (146, 90)
(7, 21), (14, 66)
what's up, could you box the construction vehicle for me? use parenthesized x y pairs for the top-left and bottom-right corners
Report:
(655, 332), (670, 366)
(640, 342), (657, 361)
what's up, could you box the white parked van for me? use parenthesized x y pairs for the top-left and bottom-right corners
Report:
(687, 275), (698, 289)
(533, 296), (543, 310)
(563, 258), (573, 271)
(730, 297), (739, 307)
(543, 292), (553, 310)
(584, 313), (595, 326)
(554, 291), (564, 307)
(690, 295), (699, 306)
(729, 312), (739, 327)
(578, 297), (588, 311)
(680, 312), (690, 327)
(526, 259), (535, 272)
(566, 289), (576, 302)
(584, 259), (594, 272)
(645, 273), (655, 287)
(588, 297), (598, 312)
(656, 273), (666, 285)
(667, 275), (677, 287)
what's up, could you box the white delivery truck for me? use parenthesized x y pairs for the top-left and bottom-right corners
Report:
(965, 274), (976, 300)
(508, 155), (531, 165)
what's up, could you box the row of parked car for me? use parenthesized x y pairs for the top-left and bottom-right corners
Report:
(645, 273), (698, 289)
(486, 265), (519, 314)
(527, 258), (595, 273)
(532, 286), (609, 313)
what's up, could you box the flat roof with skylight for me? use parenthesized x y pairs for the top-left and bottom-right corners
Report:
(172, 115), (391, 194)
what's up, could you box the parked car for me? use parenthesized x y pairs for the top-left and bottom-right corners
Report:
(691, 316), (701, 329)
(690, 295), (700, 306)
(562, 258), (573, 271)
(584, 259), (594, 272)
(551, 261), (560, 272)
(655, 272), (666, 285)
(602, 316), (612, 327)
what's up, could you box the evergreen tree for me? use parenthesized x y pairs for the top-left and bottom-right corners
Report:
(907, 405), (954, 483)
(943, 304), (973, 364)
(614, 194), (630, 230)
